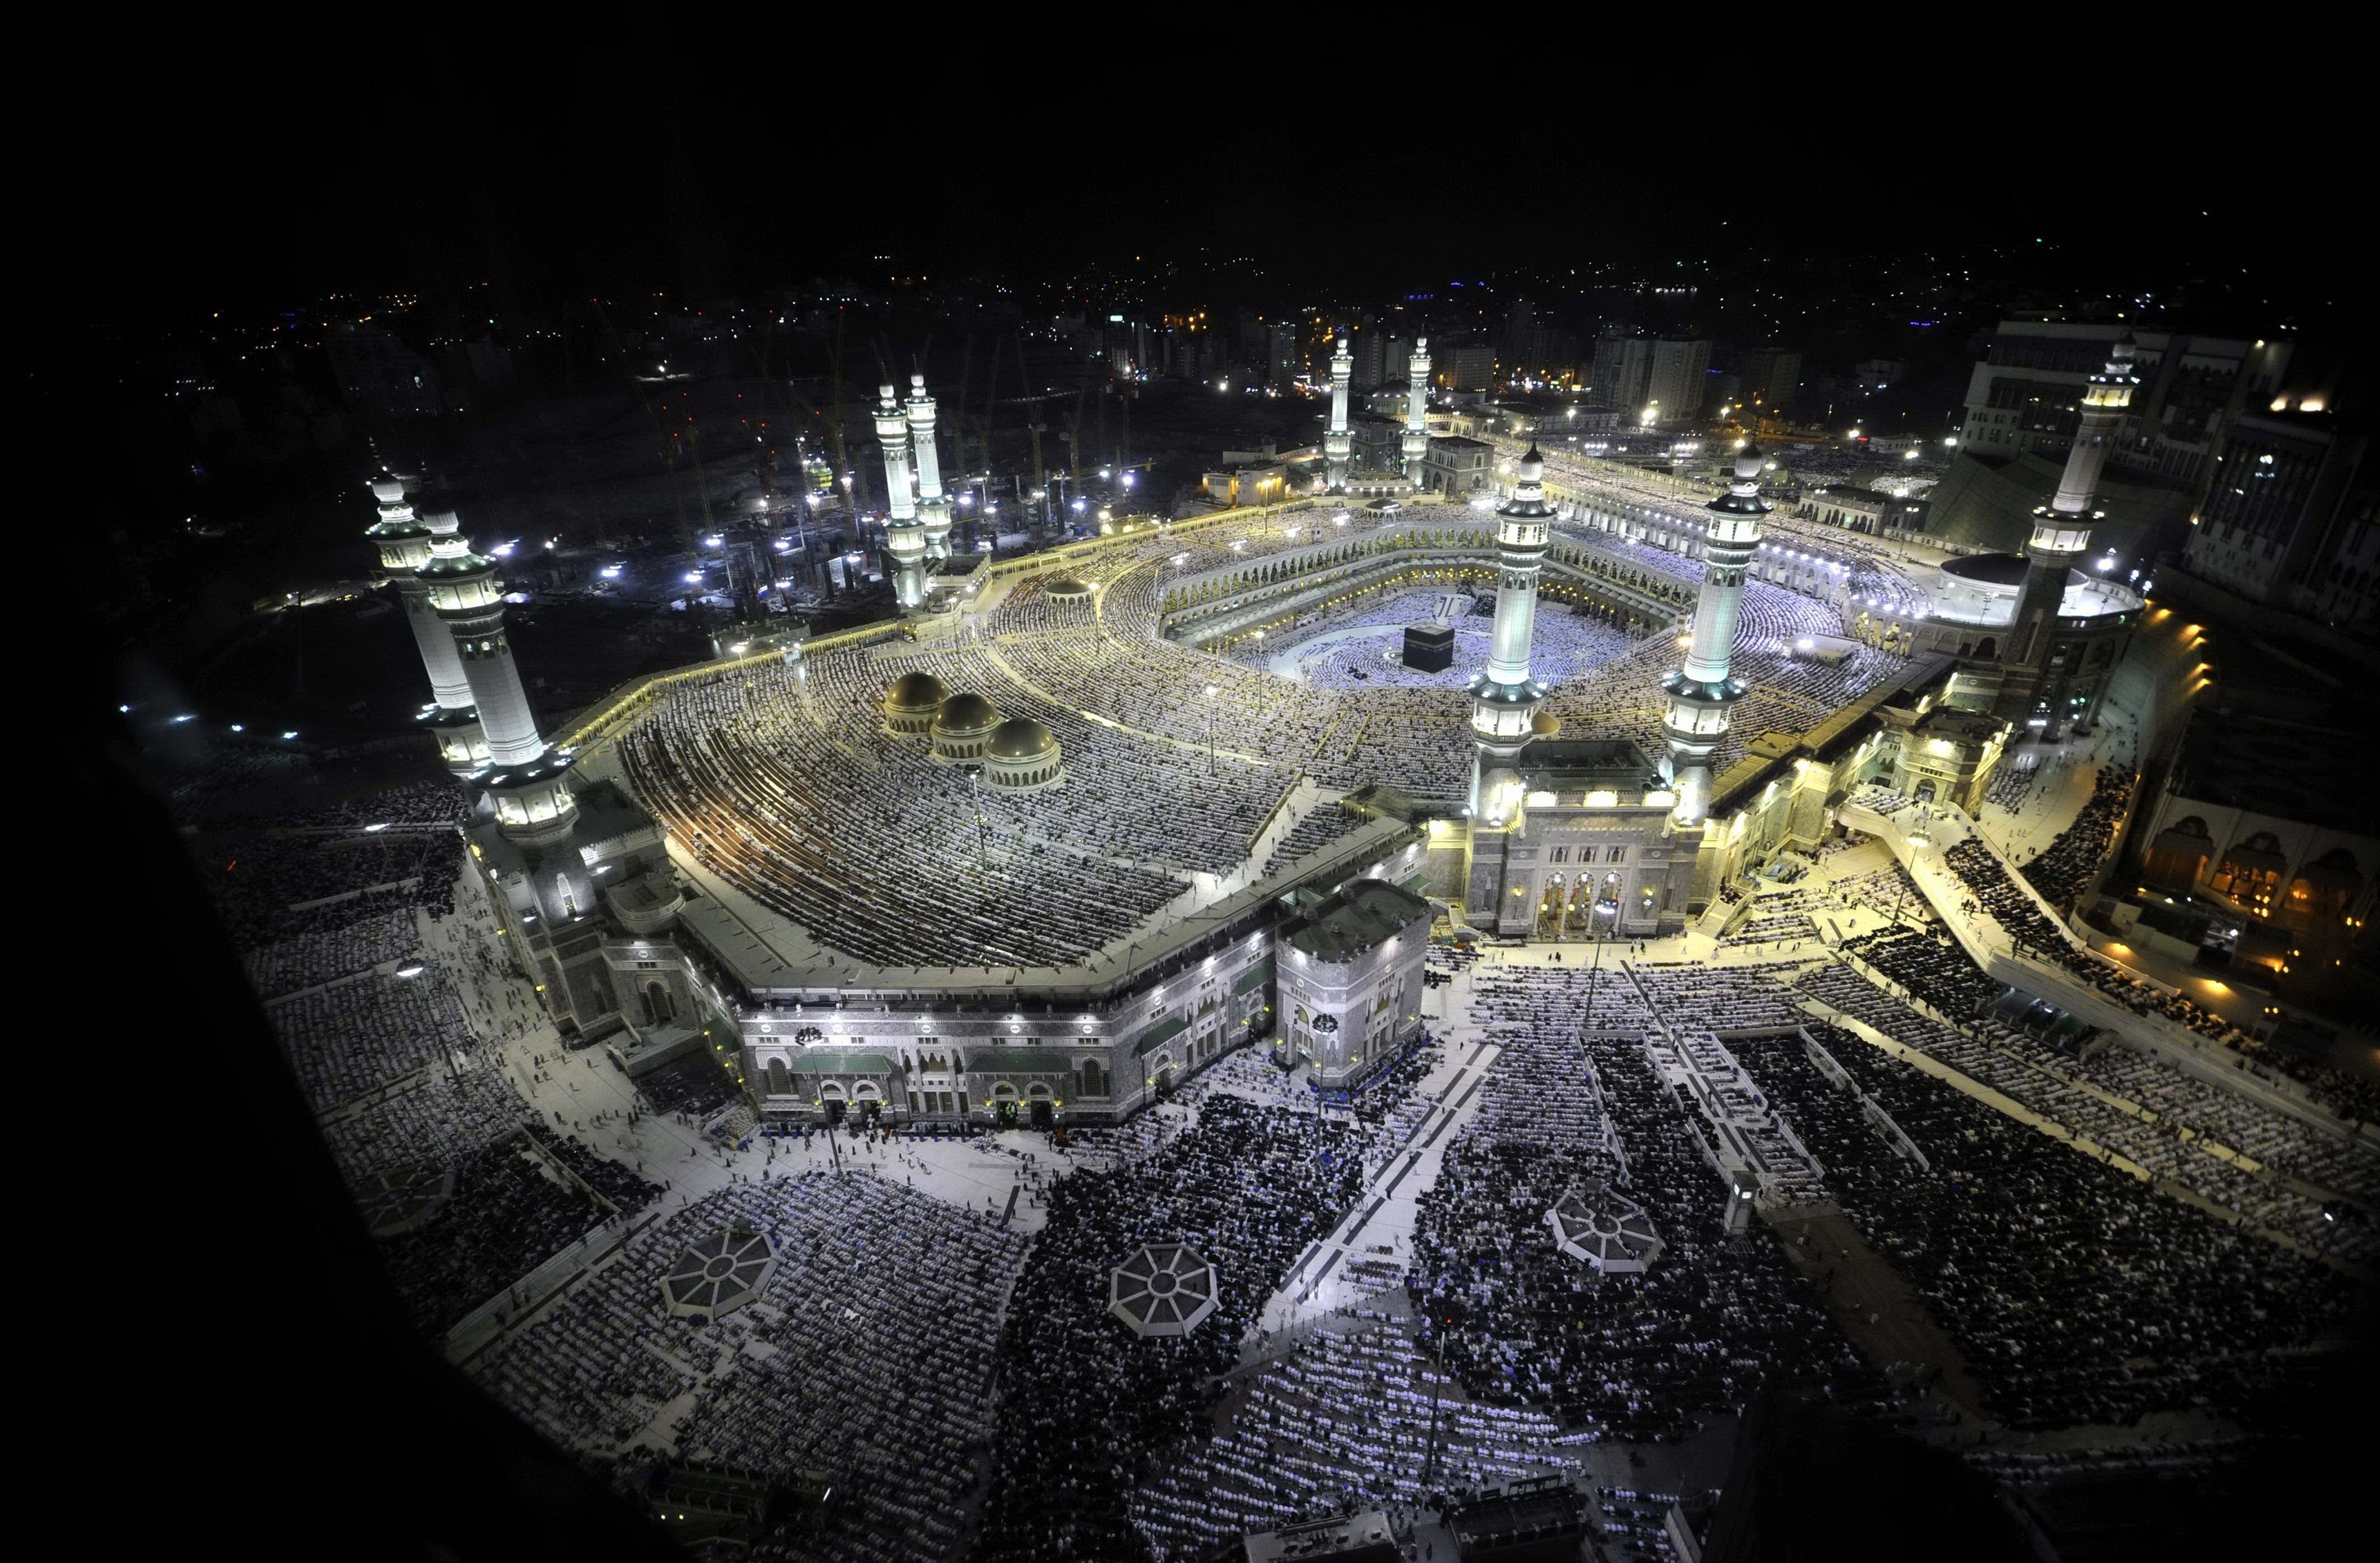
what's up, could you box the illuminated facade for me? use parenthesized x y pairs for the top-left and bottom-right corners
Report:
(1661, 445), (1768, 824)
(1468, 443), (1554, 815)
(906, 373), (953, 561)
(364, 474), (485, 777)
(1401, 336), (1432, 478)
(1996, 338), (2136, 735)
(1324, 333), (1353, 494)
(877, 382), (927, 609)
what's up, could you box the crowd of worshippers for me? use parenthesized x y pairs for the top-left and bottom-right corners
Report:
(1746, 1020), (2355, 1430)
(1811, 935), (2376, 1262)
(375, 1127), (658, 1336)
(199, 827), (463, 947)
(1134, 1319), (1583, 1555)
(1940, 839), (2380, 1121)
(2019, 766), (2136, 912)
(470, 1174), (1027, 1563)
(621, 535), (1898, 974)
(1238, 585), (1637, 693)
(1407, 965), (1881, 1446)
(973, 1090), (1402, 1563)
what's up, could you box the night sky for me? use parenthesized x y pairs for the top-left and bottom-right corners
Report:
(84, 37), (2359, 329)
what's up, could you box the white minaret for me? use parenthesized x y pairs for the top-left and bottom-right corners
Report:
(1402, 336), (1432, 483)
(419, 528), (577, 845)
(1468, 443), (1555, 814)
(906, 373), (953, 560)
(876, 383), (927, 609)
(1324, 333), (1353, 493)
(364, 476), (485, 777)
(1998, 336), (2138, 724)
(1662, 444), (1769, 824)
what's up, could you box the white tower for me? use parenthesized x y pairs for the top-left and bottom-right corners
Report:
(876, 383), (927, 609)
(1324, 333), (1353, 494)
(906, 373), (953, 560)
(1402, 336), (1432, 482)
(419, 532), (578, 845)
(1662, 444), (1769, 824)
(364, 476), (485, 778)
(1468, 443), (1555, 814)
(1998, 337), (2138, 726)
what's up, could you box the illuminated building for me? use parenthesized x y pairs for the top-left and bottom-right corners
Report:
(1401, 337), (1431, 479)
(1661, 444), (1768, 824)
(1323, 333), (1353, 494)
(1994, 338), (2136, 733)
(363, 474), (484, 777)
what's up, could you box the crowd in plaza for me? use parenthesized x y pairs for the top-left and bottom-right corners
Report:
(1940, 837), (2380, 1121)
(974, 1092), (1380, 1562)
(472, 1173), (1028, 1563)
(2019, 766), (2135, 912)
(1408, 965), (1875, 1444)
(1815, 932), (2376, 1261)
(1756, 1020), (2355, 1430)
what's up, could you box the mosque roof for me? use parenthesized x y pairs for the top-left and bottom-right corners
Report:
(935, 691), (1001, 731)
(987, 716), (1058, 762)
(885, 670), (948, 711)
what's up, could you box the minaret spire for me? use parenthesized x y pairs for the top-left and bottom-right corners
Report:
(1324, 333), (1353, 494)
(876, 382), (927, 609)
(906, 373), (952, 560)
(1401, 336), (1432, 484)
(1662, 443), (1769, 823)
(1468, 441), (1555, 815)
(364, 474), (485, 777)
(419, 520), (578, 845)
(1996, 336), (2136, 728)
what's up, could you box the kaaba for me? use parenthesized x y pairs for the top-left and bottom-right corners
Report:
(1402, 621), (1455, 671)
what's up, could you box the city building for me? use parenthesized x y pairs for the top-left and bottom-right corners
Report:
(2179, 410), (2371, 629)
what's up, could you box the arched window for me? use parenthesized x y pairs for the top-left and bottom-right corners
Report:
(2144, 816), (2212, 891)
(2212, 831), (2287, 912)
(766, 1058), (790, 1096)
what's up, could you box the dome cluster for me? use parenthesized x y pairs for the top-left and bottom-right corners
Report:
(882, 676), (1063, 792)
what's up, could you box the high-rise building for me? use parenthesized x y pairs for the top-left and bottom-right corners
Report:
(1591, 335), (1653, 414)
(1738, 348), (1802, 413)
(1441, 344), (1496, 391)
(1956, 321), (2301, 486)
(2182, 411), (2372, 628)
(1647, 339), (1713, 423)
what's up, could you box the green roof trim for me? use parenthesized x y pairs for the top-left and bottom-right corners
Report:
(966, 1047), (1077, 1074)
(787, 1050), (897, 1074)
(1232, 957), (1275, 996)
(1133, 1013), (1189, 1056)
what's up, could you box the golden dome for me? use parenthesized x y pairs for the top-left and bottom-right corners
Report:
(1531, 712), (1562, 738)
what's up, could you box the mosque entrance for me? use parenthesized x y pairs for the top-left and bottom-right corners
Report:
(823, 1100), (846, 1127)
(994, 1100), (1019, 1129)
(1030, 1101), (1054, 1131)
(858, 1100), (881, 1123)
